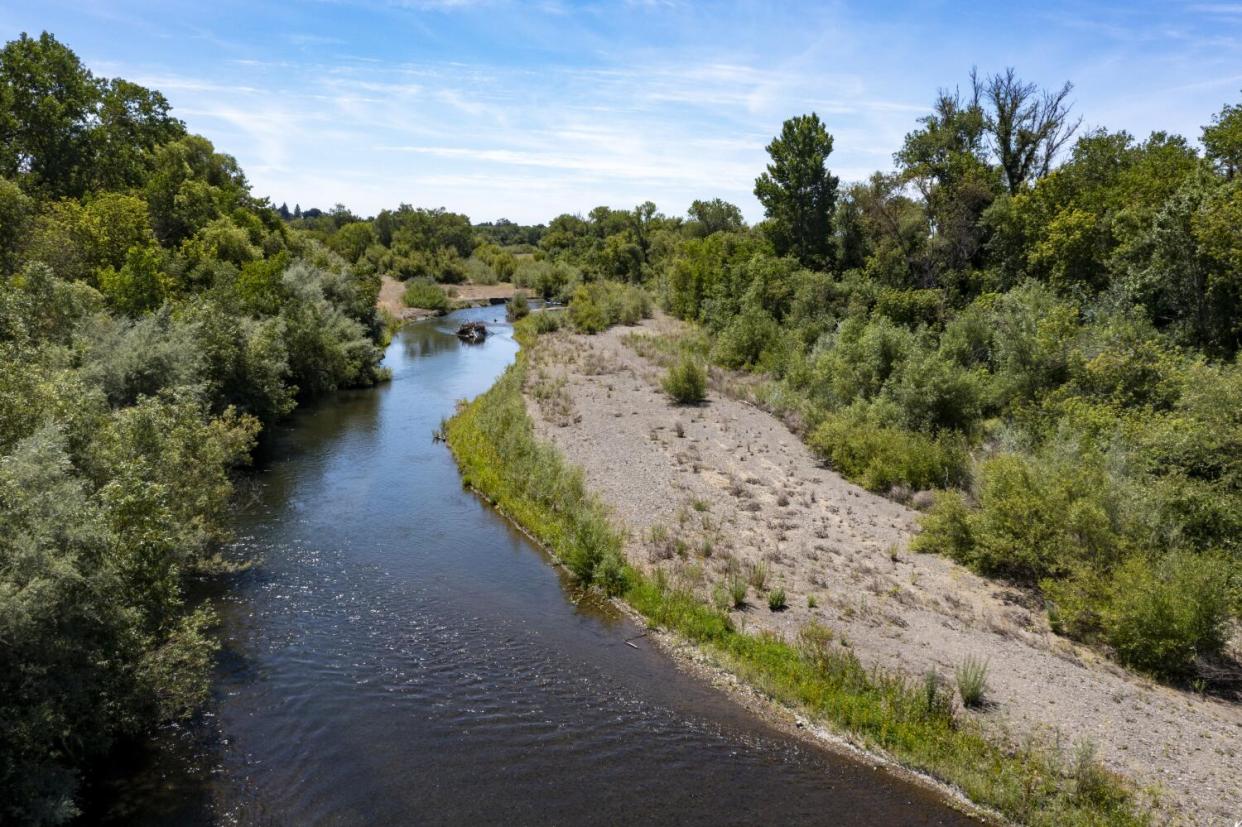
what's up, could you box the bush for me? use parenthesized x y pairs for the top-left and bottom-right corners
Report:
(912, 490), (975, 560)
(964, 452), (1123, 583)
(711, 306), (782, 370)
(568, 284), (609, 333)
(767, 587), (787, 611)
(568, 281), (652, 333)
(464, 256), (500, 285)
(662, 355), (706, 404)
(809, 410), (969, 492)
(403, 278), (450, 311)
(530, 310), (562, 334)
(1100, 552), (1231, 680)
(955, 656), (989, 707)
(507, 291), (530, 321)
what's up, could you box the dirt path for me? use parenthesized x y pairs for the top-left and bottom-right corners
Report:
(523, 314), (1241, 826)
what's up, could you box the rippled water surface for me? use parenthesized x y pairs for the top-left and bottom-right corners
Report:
(91, 307), (974, 826)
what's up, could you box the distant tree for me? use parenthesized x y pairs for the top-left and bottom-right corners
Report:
(687, 198), (745, 237)
(294, 203), (302, 219)
(329, 203), (357, 229)
(754, 113), (839, 268)
(278, 202), (291, 220)
(976, 68), (1081, 194)
(1202, 96), (1242, 180)
(328, 221), (375, 263)
(630, 200), (659, 264)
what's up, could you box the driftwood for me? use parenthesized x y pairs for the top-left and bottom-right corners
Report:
(456, 321), (487, 343)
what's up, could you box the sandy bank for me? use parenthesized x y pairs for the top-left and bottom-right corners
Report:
(378, 275), (518, 321)
(521, 313), (1241, 825)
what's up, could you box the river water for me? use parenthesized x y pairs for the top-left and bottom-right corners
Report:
(90, 307), (974, 826)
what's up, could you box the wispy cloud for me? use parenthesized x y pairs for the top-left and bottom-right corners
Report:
(10, 0), (1238, 222)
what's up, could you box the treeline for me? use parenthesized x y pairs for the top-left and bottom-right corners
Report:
(416, 73), (1241, 687)
(0, 33), (387, 822)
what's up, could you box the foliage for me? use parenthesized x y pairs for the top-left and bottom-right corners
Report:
(753, 113), (839, 268)
(955, 657), (989, 707)
(445, 319), (627, 594)
(506, 290), (530, 320)
(0, 36), (387, 821)
(403, 277), (450, 311)
(661, 354), (707, 404)
(809, 410), (969, 492)
(567, 281), (651, 333)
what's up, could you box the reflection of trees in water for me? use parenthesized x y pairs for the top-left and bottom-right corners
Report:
(402, 324), (458, 359)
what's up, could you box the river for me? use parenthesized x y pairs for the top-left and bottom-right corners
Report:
(89, 306), (974, 826)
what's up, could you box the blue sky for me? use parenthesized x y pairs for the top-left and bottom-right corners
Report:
(3, 1), (1240, 223)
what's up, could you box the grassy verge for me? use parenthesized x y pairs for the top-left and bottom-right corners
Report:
(445, 319), (1149, 827)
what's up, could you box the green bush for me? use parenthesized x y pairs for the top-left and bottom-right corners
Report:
(809, 411), (969, 492)
(531, 310), (562, 334)
(767, 587), (787, 611)
(964, 452), (1123, 583)
(912, 490), (976, 560)
(662, 355), (707, 404)
(728, 576), (748, 608)
(568, 282), (652, 334)
(403, 278), (450, 311)
(568, 284), (609, 333)
(873, 287), (944, 326)
(507, 291), (530, 321)
(464, 256), (500, 285)
(1100, 552), (1231, 679)
(711, 306), (782, 370)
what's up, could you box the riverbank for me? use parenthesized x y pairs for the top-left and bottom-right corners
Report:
(445, 315), (1156, 827)
(520, 313), (1241, 825)
(378, 275), (517, 321)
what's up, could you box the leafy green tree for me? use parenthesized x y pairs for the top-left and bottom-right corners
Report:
(90, 78), (184, 191)
(97, 245), (170, 316)
(144, 135), (246, 245)
(328, 220), (376, 263)
(1202, 96), (1242, 179)
(896, 87), (1000, 282)
(686, 198), (744, 237)
(754, 113), (839, 268)
(0, 177), (32, 272)
(0, 32), (99, 196)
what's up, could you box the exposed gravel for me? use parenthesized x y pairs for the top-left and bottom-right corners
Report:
(524, 314), (1242, 826)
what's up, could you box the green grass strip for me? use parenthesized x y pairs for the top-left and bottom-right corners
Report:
(445, 319), (1149, 827)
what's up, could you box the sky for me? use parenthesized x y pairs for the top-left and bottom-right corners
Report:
(2, 1), (1240, 224)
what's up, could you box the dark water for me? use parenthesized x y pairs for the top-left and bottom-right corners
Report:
(91, 307), (974, 826)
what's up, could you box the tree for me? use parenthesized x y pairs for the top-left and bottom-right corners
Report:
(753, 113), (839, 268)
(896, 86), (1000, 281)
(90, 78), (184, 191)
(0, 177), (32, 273)
(687, 198), (745, 237)
(977, 68), (1081, 194)
(1202, 97), (1242, 180)
(629, 200), (658, 265)
(0, 32), (100, 196)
